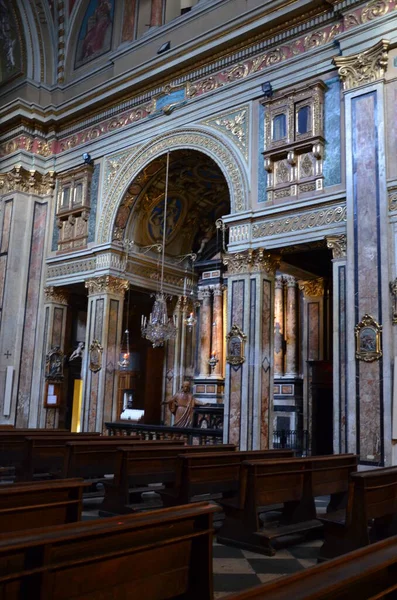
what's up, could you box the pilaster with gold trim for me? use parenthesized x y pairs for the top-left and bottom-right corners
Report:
(82, 275), (128, 432)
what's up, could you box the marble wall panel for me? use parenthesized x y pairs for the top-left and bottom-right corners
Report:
(247, 278), (256, 449)
(16, 202), (47, 427)
(260, 279), (271, 448)
(51, 307), (64, 348)
(258, 104), (267, 203)
(352, 91), (383, 465)
(324, 77), (342, 187)
(88, 298), (104, 431)
(229, 279), (244, 446)
(88, 164), (100, 243)
(103, 299), (119, 428)
(37, 306), (49, 427)
(338, 265), (347, 453)
(0, 200), (13, 330)
(307, 302), (320, 361)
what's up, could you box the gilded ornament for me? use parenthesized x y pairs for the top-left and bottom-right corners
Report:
(388, 188), (397, 212)
(85, 275), (129, 296)
(0, 167), (55, 196)
(252, 204), (346, 239)
(355, 314), (382, 362)
(44, 286), (68, 305)
(226, 324), (247, 367)
(390, 279), (397, 324)
(299, 278), (325, 297)
(326, 234), (347, 259)
(89, 340), (103, 373)
(333, 39), (390, 91)
(223, 249), (279, 275)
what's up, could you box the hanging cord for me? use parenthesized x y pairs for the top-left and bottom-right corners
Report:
(160, 152), (170, 296)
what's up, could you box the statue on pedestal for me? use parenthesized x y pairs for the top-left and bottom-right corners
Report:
(162, 380), (202, 428)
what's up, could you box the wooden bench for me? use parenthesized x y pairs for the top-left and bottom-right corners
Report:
(319, 465), (397, 560)
(160, 449), (295, 506)
(218, 454), (357, 555)
(0, 501), (218, 600)
(225, 533), (397, 600)
(62, 438), (187, 481)
(20, 437), (186, 481)
(0, 430), (99, 470)
(103, 444), (237, 513)
(0, 478), (85, 533)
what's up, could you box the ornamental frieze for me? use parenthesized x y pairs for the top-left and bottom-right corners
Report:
(0, 167), (55, 196)
(252, 204), (346, 239)
(344, 0), (396, 29)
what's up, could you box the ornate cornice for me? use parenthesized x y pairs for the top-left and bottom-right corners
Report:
(299, 277), (325, 297)
(44, 286), (69, 305)
(252, 204), (346, 239)
(0, 167), (55, 196)
(326, 234), (347, 259)
(223, 248), (280, 276)
(333, 39), (389, 91)
(85, 275), (129, 297)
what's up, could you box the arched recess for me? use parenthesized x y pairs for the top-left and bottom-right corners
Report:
(97, 127), (250, 245)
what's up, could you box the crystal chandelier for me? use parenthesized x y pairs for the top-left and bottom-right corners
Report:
(118, 280), (132, 371)
(141, 152), (177, 347)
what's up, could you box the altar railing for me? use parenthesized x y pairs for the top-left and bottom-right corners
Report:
(104, 421), (224, 445)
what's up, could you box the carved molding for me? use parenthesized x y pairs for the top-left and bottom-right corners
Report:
(203, 106), (249, 160)
(284, 275), (297, 288)
(326, 234), (347, 259)
(299, 277), (325, 297)
(252, 204), (346, 239)
(223, 248), (280, 276)
(333, 39), (390, 91)
(390, 279), (397, 325)
(85, 275), (129, 296)
(44, 286), (69, 305)
(0, 167), (55, 196)
(388, 187), (397, 212)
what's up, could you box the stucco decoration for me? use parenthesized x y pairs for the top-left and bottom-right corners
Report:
(97, 128), (249, 244)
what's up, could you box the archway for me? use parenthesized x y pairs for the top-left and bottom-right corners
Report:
(115, 149), (230, 425)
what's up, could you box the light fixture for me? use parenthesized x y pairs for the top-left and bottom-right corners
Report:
(141, 152), (177, 347)
(157, 41), (170, 54)
(82, 152), (93, 165)
(261, 82), (273, 98)
(118, 284), (132, 371)
(208, 350), (219, 373)
(182, 255), (198, 331)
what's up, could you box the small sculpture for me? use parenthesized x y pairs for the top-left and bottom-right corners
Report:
(162, 380), (202, 428)
(69, 342), (85, 361)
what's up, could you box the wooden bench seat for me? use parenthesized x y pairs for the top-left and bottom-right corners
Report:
(160, 449), (294, 506)
(0, 478), (86, 533)
(0, 501), (218, 600)
(102, 444), (237, 514)
(319, 465), (397, 560)
(226, 533), (397, 600)
(218, 454), (357, 555)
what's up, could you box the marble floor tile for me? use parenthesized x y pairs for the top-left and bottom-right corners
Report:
(213, 558), (257, 574)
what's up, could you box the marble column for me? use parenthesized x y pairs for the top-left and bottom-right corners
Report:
(82, 275), (128, 432)
(284, 275), (298, 377)
(223, 249), (278, 450)
(212, 285), (224, 377)
(274, 275), (284, 376)
(327, 234), (347, 454)
(150, 0), (163, 26)
(198, 287), (212, 377)
(40, 287), (69, 429)
(335, 40), (391, 465)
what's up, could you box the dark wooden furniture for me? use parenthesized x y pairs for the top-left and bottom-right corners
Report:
(61, 438), (187, 480)
(0, 502), (218, 600)
(160, 449), (295, 506)
(106, 420), (224, 444)
(319, 465), (397, 560)
(0, 478), (85, 533)
(225, 533), (397, 600)
(102, 444), (237, 513)
(218, 454), (357, 555)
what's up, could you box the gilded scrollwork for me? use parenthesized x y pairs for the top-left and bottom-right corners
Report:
(299, 277), (325, 297)
(44, 286), (69, 305)
(85, 275), (129, 297)
(252, 204), (346, 239)
(326, 234), (347, 259)
(0, 167), (55, 196)
(355, 314), (382, 362)
(223, 248), (280, 275)
(204, 107), (249, 160)
(333, 39), (390, 91)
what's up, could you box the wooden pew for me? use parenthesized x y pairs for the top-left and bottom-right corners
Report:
(160, 449), (295, 506)
(0, 478), (85, 533)
(225, 533), (397, 600)
(218, 454), (357, 555)
(21, 437), (186, 481)
(0, 430), (99, 469)
(61, 438), (188, 481)
(0, 502), (218, 600)
(319, 465), (397, 560)
(103, 444), (237, 513)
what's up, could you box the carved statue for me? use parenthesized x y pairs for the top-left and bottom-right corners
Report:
(162, 380), (202, 428)
(69, 342), (85, 361)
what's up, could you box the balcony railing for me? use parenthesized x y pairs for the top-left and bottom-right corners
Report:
(273, 429), (309, 456)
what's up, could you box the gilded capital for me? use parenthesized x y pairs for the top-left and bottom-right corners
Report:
(85, 275), (129, 296)
(299, 277), (325, 297)
(223, 248), (280, 276)
(198, 287), (212, 301)
(0, 167), (56, 196)
(284, 275), (297, 288)
(44, 286), (69, 305)
(333, 39), (389, 91)
(326, 234), (347, 259)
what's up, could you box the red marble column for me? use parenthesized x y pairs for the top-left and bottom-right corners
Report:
(274, 275), (284, 376)
(284, 275), (298, 377)
(150, 0), (163, 27)
(212, 285), (223, 377)
(198, 287), (211, 377)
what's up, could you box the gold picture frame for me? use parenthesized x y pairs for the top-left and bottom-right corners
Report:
(45, 346), (64, 382)
(355, 314), (382, 362)
(89, 339), (103, 372)
(226, 324), (247, 366)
